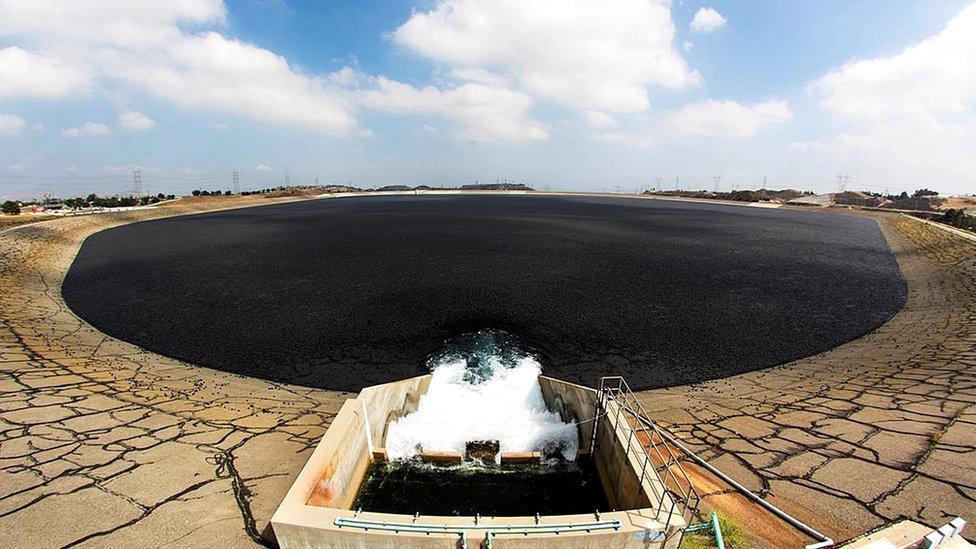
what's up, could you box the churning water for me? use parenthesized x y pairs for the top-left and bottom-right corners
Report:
(384, 330), (579, 461)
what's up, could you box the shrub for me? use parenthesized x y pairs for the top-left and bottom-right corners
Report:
(1, 201), (21, 215)
(680, 513), (747, 549)
(940, 208), (976, 231)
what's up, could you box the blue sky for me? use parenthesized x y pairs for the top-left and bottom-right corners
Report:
(1, 0), (975, 200)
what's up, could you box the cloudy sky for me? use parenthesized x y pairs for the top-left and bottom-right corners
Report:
(1, 0), (975, 199)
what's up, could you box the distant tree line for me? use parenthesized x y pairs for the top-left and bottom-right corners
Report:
(61, 193), (175, 209)
(191, 189), (233, 196)
(191, 186), (290, 196)
(460, 183), (534, 191)
(645, 188), (812, 203)
(2, 201), (20, 215)
(189, 183), (538, 197)
(835, 188), (943, 211)
(938, 209), (976, 231)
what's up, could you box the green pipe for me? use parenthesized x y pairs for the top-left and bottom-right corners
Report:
(485, 522), (623, 549)
(334, 518), (468, 549)
(335, 516), (621, 549)
(711, 512), (725, 549)
(335, 516), (620, 532)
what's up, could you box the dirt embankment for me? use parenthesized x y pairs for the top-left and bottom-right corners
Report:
(0, 214), (56, 231)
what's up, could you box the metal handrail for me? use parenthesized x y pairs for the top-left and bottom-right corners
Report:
(623, 409), (835, 549)
(335, 516), (623, 548)
(596, 376), (702, 535)
(604, 376), (836, 549)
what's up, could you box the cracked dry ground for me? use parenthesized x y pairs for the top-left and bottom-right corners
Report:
(0, 199), (347, 548)
(0, 200), (973, 548)
(639, 214), (976, 544)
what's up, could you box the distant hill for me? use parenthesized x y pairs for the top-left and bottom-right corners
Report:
(461, 183), (534, 191)
(645, 188), (810, 203)
(370, 183), (535, 191)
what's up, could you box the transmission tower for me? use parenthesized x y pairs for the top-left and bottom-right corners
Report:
(837, 173), (850, 192)
(285, 173), (290, 186)
(232, 170), (240, 194)
(713, 176), (722, 192)
(132, 169), (142, 197)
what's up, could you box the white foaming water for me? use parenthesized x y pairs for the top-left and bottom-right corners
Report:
(384, 342), (579, 462)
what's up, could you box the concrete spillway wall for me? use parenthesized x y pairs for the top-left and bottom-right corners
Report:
(272, 375), (686, 548)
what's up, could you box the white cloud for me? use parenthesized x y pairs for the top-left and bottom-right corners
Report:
(393, 0), (698, 113)
(363, 77), (548, 141)
(62, 122), (112, 138)
(593, 131), (656, 148)
(31, 123), (45, 133)
(683, 40), (694, 52)
(665, 100), (792, 138)
(110, 32), (358, 134)
(690, 7), (727, 33)
(803, 2), (976, 194)
(812, 3), (976, 122)
(792, 117), (976, 194)
(584, 110), (616, 128)
(255, 164), (274, 172)
(327, 66), (368, 88)
(98, 164), (147, 174)
(0, 1), (359, 134)
(118, 111), (156, 132)
(0, 46), (90, 99)
(451, 67), (508, 87)
(0, 1), (226, 48)
(789, 141), (828, 152)
(0, 113), (27, 134)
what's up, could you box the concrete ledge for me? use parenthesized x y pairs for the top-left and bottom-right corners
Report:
(500, 452), (542, 464)
(900, 213), (976, 243)
(419, 451), (463, 465)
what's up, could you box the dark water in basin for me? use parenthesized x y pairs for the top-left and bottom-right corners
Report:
(353, 458), (610, 516)
(62, 195), (906, 391)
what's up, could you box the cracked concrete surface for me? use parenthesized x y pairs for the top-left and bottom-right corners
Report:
(1, 198), (346, 548)
(639, 214), (976, 544)
(1, 198), (973, 547)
